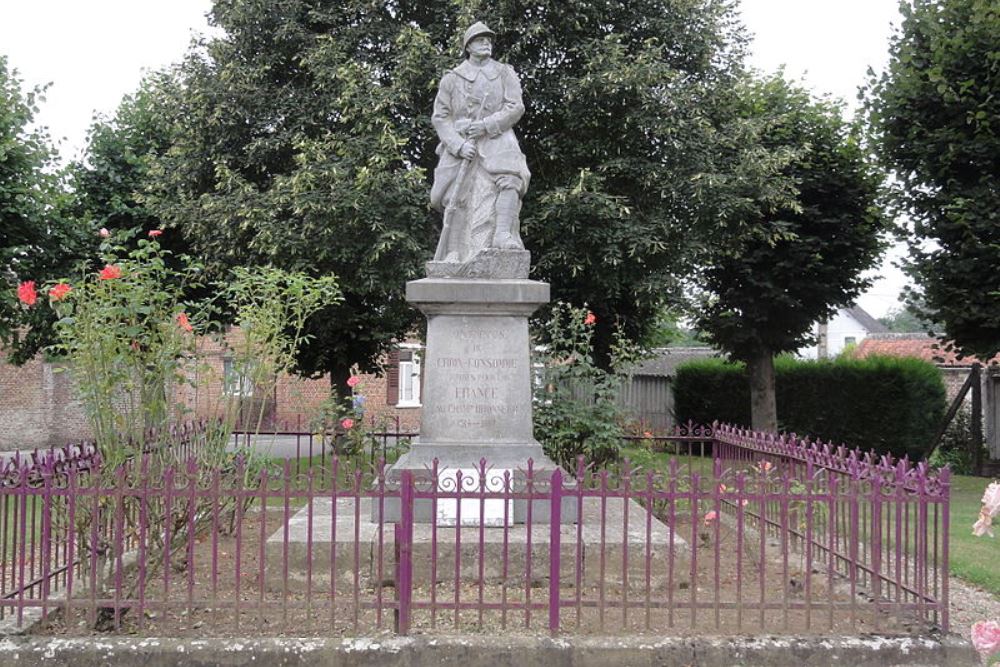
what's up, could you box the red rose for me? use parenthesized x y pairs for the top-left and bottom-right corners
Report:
(98, 265), (122, 280)
(148, 229), (163, 238)
(584, 311), (597, 325)
(17, 281), (36, 306)
(175, 312), (193, 333)
(48, 283), (72, 302)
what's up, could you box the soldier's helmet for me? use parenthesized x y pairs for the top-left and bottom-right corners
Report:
(463, 22), (496, 52)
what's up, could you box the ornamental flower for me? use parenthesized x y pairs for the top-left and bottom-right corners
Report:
(584, 311), (597, 325)
(48, 283), (72, 302)
(346, 375), (361, 388)
(175, 312), (193, 333)
(983, 481), (1000, 516)
(972, 512), (993, 538)
(147, 229), (163, 238)
(971, 620), (1000, 660)
(973, 481), (1000, 538)
(16, 281), (36, 306)
(340, 418), (354, 430)
(98, 265), (122, 280)
(99, 227), (110, 238)
(703, 510), (718, 526)
(718, 484), (728, 493)
(758, 460), (773, 473)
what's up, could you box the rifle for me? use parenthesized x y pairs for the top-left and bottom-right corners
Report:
(433, 94), (489, 262)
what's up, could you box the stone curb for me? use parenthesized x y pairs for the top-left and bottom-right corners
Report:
(0, 634), (979, 667)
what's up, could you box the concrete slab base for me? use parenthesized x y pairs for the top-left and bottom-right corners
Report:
(267, 496), (688, 590)
(0, 634), (979, 667)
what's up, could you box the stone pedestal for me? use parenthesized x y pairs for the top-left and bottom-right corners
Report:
(382, 271), (572, 523)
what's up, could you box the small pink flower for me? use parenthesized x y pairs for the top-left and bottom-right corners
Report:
(148, 229), (163, 238)
(340, 418), (354, 430)
(99, 228), (110, 238)
(758, 460), (773, 473)
(703, 510), (718, 526)
(16, 281), (36, 306)
(718, 484), (728, 493)
(971, 620), (1000, 658)
(584, 311), (597, 325)
(346, 375), (361, 388)
(48, 283), (72, 301)
(98, 265), (122, 280)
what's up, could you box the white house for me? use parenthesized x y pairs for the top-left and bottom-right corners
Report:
(797, 306), (888, 360)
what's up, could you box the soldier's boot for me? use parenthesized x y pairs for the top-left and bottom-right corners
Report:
(493, 195), (523, 250)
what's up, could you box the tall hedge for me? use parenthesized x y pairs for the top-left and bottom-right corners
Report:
(673, 355), (947, 458)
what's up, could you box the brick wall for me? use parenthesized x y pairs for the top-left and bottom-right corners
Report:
(940, 366), (974, 406)
(1, 334), (424, 452)
(0, 352), (92, 452)
(174, 331), (333, 430)
(351, 369), (422, 434)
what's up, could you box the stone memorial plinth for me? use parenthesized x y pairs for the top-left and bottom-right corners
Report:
(382, 259), (573, 523)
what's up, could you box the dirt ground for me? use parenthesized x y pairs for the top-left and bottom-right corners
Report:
(28, 507), (941, 638)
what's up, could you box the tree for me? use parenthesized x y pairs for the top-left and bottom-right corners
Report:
(130, 0), (793, 383)
(692, 75), (887, 431)
(878, 300), (938, 334)
(867, 0), (1000, 360)
(71, 77), (174, 240)
(0, 56), (86, 363)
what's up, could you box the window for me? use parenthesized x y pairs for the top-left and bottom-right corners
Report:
(843, 336), (857, 347)
(396, 347), (422, 407)
(223, 356), (254, 396)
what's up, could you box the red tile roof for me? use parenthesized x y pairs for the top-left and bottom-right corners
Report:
(853, 334), (1000, 366)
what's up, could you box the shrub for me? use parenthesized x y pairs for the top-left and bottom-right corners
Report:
(673, 354), (947, 458)
(532, 304), (640, 469)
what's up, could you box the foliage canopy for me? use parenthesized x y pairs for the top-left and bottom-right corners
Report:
(0, 56), (86, 362)
(102, 0), (800, 378)
(867, 0), (1000, 359)
(693, 74), (886, 362)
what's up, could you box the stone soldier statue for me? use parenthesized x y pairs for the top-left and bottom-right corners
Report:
(430, 22), (531, 267)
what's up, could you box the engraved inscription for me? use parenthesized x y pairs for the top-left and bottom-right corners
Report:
(438, 357), (517, 369)
(434, 352), (521, 432)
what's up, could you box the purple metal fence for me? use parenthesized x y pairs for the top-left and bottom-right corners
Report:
(0, 426), (949, 637)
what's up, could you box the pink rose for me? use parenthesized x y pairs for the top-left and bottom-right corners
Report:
(148, 229), (163, 238)
(703, 510), (718, 526)
(972, 510), (994, 538)
(340, 418), (354, 430)
(99, 228), (110, 238)
(346, 375), (361, 388)
(971, 620), (1000, 658)
(982, 481), (1000, 516)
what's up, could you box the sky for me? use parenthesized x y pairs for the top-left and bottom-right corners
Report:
(0, 0), (907, 316)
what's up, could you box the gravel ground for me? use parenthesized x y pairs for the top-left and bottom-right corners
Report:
(948, 575), (1000, 633)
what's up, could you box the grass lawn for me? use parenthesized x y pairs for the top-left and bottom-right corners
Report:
(947, 473), (999, 596)
(621, 445), (1000, 598)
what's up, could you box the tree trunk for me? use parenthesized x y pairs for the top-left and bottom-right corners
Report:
(748, 351), (777, 433)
